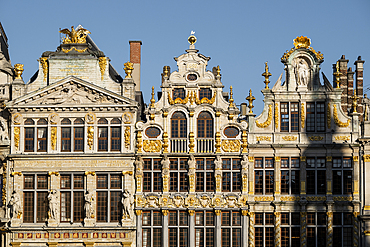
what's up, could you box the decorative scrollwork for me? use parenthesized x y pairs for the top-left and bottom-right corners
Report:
(167, 91), (190, 105)
(333, 104), (350, 127)
(194, 91), (217, 105)
(256, 136), (271, 142)
(61, 47), (88, 53)
(275, 103), (279, 129)
(282, 136), (297, 141)
(364, 155), (370, 162)
(221, 140), (241, 152)
(143, 140), (162, 152)
(306, 196), (326, 201)
(254, 196), (274, 201)
(309, 136), (323, 141)
(40, 57), (48, 82)
(14, 127), (20, 150)
(51, 127), (57, 151)
(256, 104), (272, 128)
(281, 196), (300, 201)
(333, 196), (353, 201)
(124, 126), (131, 149)
(87, 126), (94, 150)
(334, 136), (350, 141)
(301, 103), (305, 129)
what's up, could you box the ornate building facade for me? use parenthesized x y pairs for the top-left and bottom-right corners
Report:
(0, 22), (370, 246)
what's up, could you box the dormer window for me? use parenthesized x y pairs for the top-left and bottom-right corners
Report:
(199, 88), (212, 100)
(173, 88), (186, 100)
(187, 73), (197, 81)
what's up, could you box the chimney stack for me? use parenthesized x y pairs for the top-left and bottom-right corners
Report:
(129, 41), (142, 92)
(338, 55), (349, 113)
(355, 56), (365, 121)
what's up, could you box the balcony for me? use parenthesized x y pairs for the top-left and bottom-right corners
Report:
(170, 138), (188, 153)
(196, 138), (214, 153)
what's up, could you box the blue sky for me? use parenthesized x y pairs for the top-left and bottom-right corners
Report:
(1, 0), (369, 114)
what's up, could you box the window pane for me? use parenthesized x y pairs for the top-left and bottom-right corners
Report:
(61, 175), (71, 189)
(97, 175), (108, 189)
(74, 127), (84, 151)
(73, 191), (84, 222)
(153, 211), (161, 226)
(37, 192), (48, 222)
(23, 192), (34, 223)
(221, 211), (230, 226)
(206, 211), (214, 226)
(110, 191), (120, 222)
(24, 175), (34, 189)
(74, 175), (84, 189)
(111, 174), (122, 189)
(97, 191), (108, 222)
(37, 175), (48, 189)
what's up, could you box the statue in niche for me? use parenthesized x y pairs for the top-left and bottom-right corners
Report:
(84, 190), (94, 219)
(122, 189), (134, 219)
(188, 154), (196, 176)
(295, 58), (309, 86)
(161, 155), (170, 177)
(214, 155), (222, 177)
(0, 116), (9, 142)
(48, 189), (58, 220)
(135, 156), (144, 176)
(8, 190), (21, 219)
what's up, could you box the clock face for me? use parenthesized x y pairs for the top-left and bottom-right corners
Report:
(187, 73), (198, 82)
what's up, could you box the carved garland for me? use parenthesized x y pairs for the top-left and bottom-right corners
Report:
(194, 91), (217, 105)
(51, 127), (57, 150)
(87, 126), (94, 150)
(143, 140), (162, 152)
(14, 127), (20, 150)
(256, 136), (271, 142)
(124, 126), (130, 149)
(333, 104), (350, 127)
(274, 103), (279, 129)
(256, 104), (272, 128)
(301, 103), (305, 129)
(40, 57), (48, 82)
(98, 57), (107, 80)
(282, 136), (297, 141)
(309, 136), (323, 141)
(61, 47), (88, 53)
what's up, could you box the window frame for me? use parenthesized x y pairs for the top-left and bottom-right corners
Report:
(254, 158), (274, 195)
(222, 158), (241, 192)
(60, 173), (85, 223)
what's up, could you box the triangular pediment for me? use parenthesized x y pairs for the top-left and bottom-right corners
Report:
(7, 76), (137, 108)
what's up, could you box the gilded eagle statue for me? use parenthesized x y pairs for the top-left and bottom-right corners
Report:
(59, 26), (91, 44)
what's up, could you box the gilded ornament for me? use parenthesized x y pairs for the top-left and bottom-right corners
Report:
(194, 90), (217, 105)
(256, 104), (272, 128)
(98, 57), (107, 80)
(135, 210), (142, 216)
(40, 57), (48, 82)
(334, 136), (350, 141)
(281, 196), (300, 201)
(353, 156), (359, 162)
(241, 210), (248, 216)
(185, 195), (199, 207)
(167, 91), (190, 105)
(327, 102), (331, 128)
(229, 86), (235, 107)
(124, 126), (131, 149)
(301, 103), (305, 129)
(61, 47), (88, 53)
(199, 196), (211, 208)
(214, 210), (221, 216)
(135, 195), (145, 207)
(124, 61), (134, 79)
(246, 89), (255, 114)
(150, 86), (155, 108)
(13, 113), (22, 125)
(221, 140), (241, 152)
(281, 36), (323, 61)
(136, 130), (143, 154)
(256, 136), (271, 142)
(60, 26), (90, 44)
(262, 62), (272, 89)
(254, 196), (274, 202)
(248, 156), (254, 162)
(333, 196), (353, 201)
(11, 172), (22, 176)
(162, 210), (169, 216)
(85, 112), (95, 124)
(146, 196), (159, 208)
(241, 131), (248, 153)
(162, 111), (168, 118)
(293, 36), (311, 49)
(48, 171), (60, 176)
(215, 174), (222, 193)
(238, 195), (247, 207)
(51, 127), (57, 151)
(188, 31), (197, 45)
(143, 140), (162, 153)
(306, 196), (326, 201)
(242, 174), (248, 193)
(173, 195), (184, 208)
(215, 111), (221, 117)
(215, 132), (221, 153)
(333, 104), (350, 127)
(162, 132), (169, 153)
(300, 156), (306, 162)
(14, 127), (20, 150)
(87, 126), (94, 150)
(309, 136), (323, 141)
(188, 210), (195, 216)
(282, 136), (297, 141)
(275, 103), (279, 129)
(275, 157), (281, 162)
(364, 155), (370, 162)
(212, 196), (224, 207)
(14, 64), (24, 80)
(122, 171), (133, 176)
(84, 171), (96, 176)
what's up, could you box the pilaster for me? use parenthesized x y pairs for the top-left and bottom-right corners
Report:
(326, 211), (333, 247)
(248, 212), (254, 247)
(274, 212), (281, 247)
(215, 210), (221, 247)
(162, 210), (168, 247)
(300, 156), (306, 196)
(274, 156), (281, 196)
(189, 210), (195, 247)
(241, 210), (248, 247)
(136, 210), (142, 247)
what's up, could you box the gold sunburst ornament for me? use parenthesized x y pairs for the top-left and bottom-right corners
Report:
(293, 36), (311, 49)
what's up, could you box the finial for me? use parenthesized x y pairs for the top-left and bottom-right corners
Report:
(163, 66), (170, 77)
(352, 90), (359, 113)
(246, 89), (256, 114)
(217, 65), (221, 77)
(229, 86), (234, 107)
(124, 61), (134, 79)
(188, 31), (197, 46)
(262, 62), (272, 89)
(150, 86), (155, 107)
(333, 61), (342, 89)
(14, 64), (24, 80)
(293, 36), (311, 49)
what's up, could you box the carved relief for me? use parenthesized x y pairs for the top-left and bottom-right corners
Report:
(221, 140), (240, 152)
(333, 104), (350, 127)
(14, 127), (20, 150)
(12, 113), (22, 125)
(51, 127), (57, 150)
(48, 190), (59, 220)
(122, 189), (134, 220)
(87, 126), (94, 150)
(143, 140), (162, 152)
(256, 104), (272, 128)
(124, 126), (130, 149)
(9, 190), (21, 219)
(282, 136), (297, 141)
(84, 190), (95, 219)
(0, 116), (9, 143)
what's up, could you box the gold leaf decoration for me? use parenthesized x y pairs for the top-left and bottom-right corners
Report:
(40, 57), (48, 82)
(194, 91), (217, 105)
(309, 136), (323, 141)
(124, 126), (130, 149)
(143, 140), (162, 152)
(275, 103), (279, 129)
(334, 136), (350, 141)
(99, 57), (107, 80)
(87, 126), (94, 150)
(256, 136), (271, 142)
(14, 127), (20, 150)
(301, 103), (305, 129)
(168, 91), (189, 105)
(333, 104), (350, 127)
(282, 136), (297, 141)
(256, 104), (272, 128)
(221, 140), (241, 152)
(327, 102), (331, 128)
(51, 127), (57, 150)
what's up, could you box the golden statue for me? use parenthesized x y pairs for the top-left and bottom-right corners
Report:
(124, 61), (134, 78)
(59, 26), (91, 44)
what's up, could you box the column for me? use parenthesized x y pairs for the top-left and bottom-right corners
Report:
(189, 210), (195, 247)
(248, 157), (254, 195)
(162, 210), (168, 247)
(300, 157), (306, 196)
(215, 210), (221, 247)
(241, 210), (248, 247)
(326, 156), (333, 197)
(136, 210), (142, 247)
(326, 212), (333, 247)
(274, 157), (281, 196)
(353, 211), (360, 247)
(248, 212), (255, 247)
(300, 212), (307, 247)
(274, 212), (281, 247)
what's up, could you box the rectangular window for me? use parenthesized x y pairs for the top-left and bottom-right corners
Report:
(25, 128), (34, 152)
(199, 88), (212, 100)
(60, 174), (84, 222)
(143, 210), (162, 247)
(306, 102), (325, 132)
(74, 127), (84, 151)
(196, 158), (214, 192)
(143, 159), (162, 192)
(37, 127), (47, 152)
(168, 211), (189, 246)
(281, 158), (300, 195)
(291, 103), (299, 132)
(61, 127), (71, 152)
(98, 127), (108, 151)
(173, 88), (186, 100)
(255, 213), (274, 247)
(195, 210), (215, 247)
(306, 103), (315, 132)
(23, 174), (48, 223)
(307, 212), (326, 247)
(222, 158), (241, 192)
(255, 158), (274, 194)
(111, 127), (121, 151)
(307, 157), (326, 194)
(96, 174), (122, 223)
(221, 211), (241, 247)
(281, 103), (289, 132)
(333, 157), (353, 195)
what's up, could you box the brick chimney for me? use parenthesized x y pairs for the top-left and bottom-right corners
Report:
(129, 41), (142, 92)
(338, 55), (349, 113)
(355, 56), (365, 121)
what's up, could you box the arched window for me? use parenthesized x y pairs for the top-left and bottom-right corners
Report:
(197, 112), (213, 138)
(171, 112), (187, 138)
